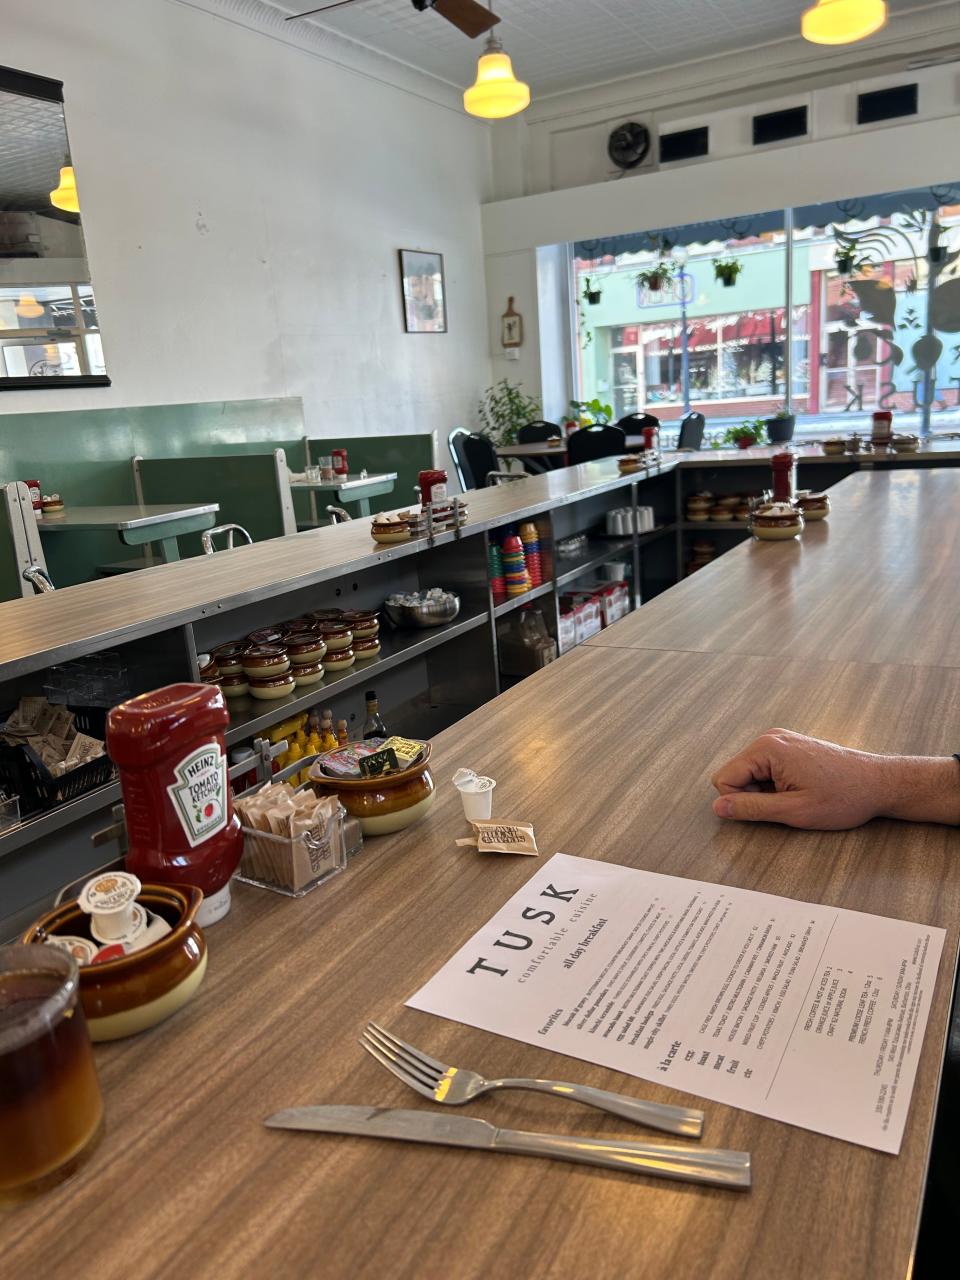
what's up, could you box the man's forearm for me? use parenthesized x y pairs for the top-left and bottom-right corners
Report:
(876, 755), (960, 826)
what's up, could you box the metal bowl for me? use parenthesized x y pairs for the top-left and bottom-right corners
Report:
(383, 594), (460, 629)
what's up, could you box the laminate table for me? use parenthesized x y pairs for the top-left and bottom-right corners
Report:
(291, 471), (398, 522)
(3, 643), (958, 1280)
(36, 503), (219, 564)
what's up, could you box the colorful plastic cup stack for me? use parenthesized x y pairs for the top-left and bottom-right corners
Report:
(519, 521), (542, 588)
(488, 542), (506, 600)
(501, 532), (530, 597)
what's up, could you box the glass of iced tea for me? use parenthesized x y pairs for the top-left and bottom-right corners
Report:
(0, 944), (104, 1204)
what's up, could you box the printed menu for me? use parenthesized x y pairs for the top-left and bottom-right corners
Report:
(408, 854), (946, 1152)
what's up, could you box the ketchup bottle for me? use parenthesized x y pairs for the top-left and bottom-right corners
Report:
(770, 451), (796, 503)
(107, 684), (243, 927)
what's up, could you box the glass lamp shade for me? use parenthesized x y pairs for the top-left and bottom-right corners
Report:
(464, 50), (530, 119)
(15, 294), (44, 320)
(50, 165), (80, 213)
(801, 0), (887, 44)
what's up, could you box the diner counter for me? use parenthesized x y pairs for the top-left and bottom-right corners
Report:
(588, 469), (960, 669)
(3, 436), (958, 679)
(4, 470), (959, 1280)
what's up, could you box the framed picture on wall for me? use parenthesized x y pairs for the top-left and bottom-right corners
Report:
(399, 249), (447, 333)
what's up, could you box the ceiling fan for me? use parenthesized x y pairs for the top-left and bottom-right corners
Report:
(285, 0), (501, 40)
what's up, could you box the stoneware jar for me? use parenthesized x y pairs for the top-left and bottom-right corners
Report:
(342, 611), (379, 639)
(322, 646), (355, 672)
(750, 502), (805, 541)
(242, 644), (290, 677)
(285, 632), (328, 665)
(23, 884), (207, 1041)
(797, 492), (830, 521)
(352, 637), (381, 661)
(219, 674), (250, 699)
(211, 642), (249, 676)
(293, 661), (325, 687)
(315, 744), (435, 835)
(248, 672), (296, 700)
(316, 623), (354, 653)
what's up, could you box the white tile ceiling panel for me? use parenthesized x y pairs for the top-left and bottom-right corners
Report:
(0, 91), (71, 211)
(269, 0), (939, 94)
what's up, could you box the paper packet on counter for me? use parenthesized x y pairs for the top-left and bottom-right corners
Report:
(456, 820), (539, 857)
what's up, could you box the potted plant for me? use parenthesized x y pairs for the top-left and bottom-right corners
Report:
(720, 419), (765, 450)
(713, 257), (743, 287)
(569, 398), (613, 426)
(582, 277), (602, 305)
(765, 406), (796, 444)
(477, 379), (542, 447)
(635, 261), (676, 292)
(835, 246), (867, 276)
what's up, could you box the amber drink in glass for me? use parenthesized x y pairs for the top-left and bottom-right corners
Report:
(0, 944), (103, 1203)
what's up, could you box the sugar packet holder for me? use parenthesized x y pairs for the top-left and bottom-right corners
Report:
(457, 819), (538, 857)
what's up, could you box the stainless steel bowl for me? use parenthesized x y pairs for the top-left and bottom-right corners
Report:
(383, 594), (460, 629)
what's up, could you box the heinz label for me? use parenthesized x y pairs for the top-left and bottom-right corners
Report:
(167, 744), (228, 848)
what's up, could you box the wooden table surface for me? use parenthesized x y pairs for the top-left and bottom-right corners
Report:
(4, 643), (959, 1280)
(590, 469), (960, 668)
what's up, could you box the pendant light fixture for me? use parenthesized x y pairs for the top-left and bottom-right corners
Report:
(49, 164), (80, 213)
(801, 0), (887, 44)
(463, 5), (530, 119)
(15, 293), (44, 320)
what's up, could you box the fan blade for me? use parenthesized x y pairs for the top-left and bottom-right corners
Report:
(433, 0), (501, 38)
(285, 1), (361, 21)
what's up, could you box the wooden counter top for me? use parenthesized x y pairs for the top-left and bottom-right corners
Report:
(590, 469), (960, 668)
(4, 644), (958, 1280)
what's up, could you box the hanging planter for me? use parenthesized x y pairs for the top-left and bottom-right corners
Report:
(929, 243), (947, 265)
(582, 276), (602, 305)
(834, 246), (868, 277)
(635, 261), (676, 293)
(713, 257), (743, 288)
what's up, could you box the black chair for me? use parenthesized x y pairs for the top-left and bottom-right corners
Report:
(566, 424), (626, 465)
(517, 420), (562, 444)
(447, 428), (520, 491)
(677, 412), (706, 450)
(616, 412), (660, 433)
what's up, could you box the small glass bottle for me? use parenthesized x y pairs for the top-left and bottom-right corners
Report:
(319, 714), (338, 753)
(362, 690), (387, 740)
(337, 719), (349, 748)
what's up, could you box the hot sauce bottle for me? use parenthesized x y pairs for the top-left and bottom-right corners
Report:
(106, 684), (243, 927)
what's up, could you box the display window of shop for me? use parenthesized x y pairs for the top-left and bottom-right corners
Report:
(571, 182), (960, 437)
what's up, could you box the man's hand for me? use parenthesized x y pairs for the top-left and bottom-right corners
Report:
(710, 728), (960, 830)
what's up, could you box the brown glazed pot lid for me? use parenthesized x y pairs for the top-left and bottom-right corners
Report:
(285, 632), (326, 652)
(243, 644), (288, 663)
(342, 610), (379, 622)
(753, 513), (802, 527)
(248, 673), (296, 689)
(247, 628), (284, 645)
(798, 493), (829, 508)
(212, 642), (250, 660)
(316, 624), (353, 639)
(353, 637), (381, 652)
(322, 646), (355, 662)
(219, 675), (250, 688)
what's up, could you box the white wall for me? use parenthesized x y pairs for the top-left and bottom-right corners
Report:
(0, 0), (494, 439)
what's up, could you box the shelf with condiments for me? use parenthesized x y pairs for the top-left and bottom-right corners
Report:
(223, 611), (489, 745)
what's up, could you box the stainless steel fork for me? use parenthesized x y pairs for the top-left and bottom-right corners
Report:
(359, 1022), (704, 1138)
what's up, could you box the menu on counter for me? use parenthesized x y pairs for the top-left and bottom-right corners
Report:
(408, 854), (946, 1153)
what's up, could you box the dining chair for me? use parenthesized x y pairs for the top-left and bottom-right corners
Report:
(517, 420), (562, 444)
(448, 428), (519, 490)
(677, 412), (706, 450)
(617, 412), (661, 432)
(201, 523), (254, 554)
(567, 424), (627, 465)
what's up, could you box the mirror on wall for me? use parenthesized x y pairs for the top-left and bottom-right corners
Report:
(0, 65), (109, 389)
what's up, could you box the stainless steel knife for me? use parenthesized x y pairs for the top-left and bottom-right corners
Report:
(263, 1105), (751, 1189)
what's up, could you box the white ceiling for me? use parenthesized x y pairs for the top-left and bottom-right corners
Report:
(268, 0), (939, 96)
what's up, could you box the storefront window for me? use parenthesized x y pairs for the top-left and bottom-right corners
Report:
(570, 181), (959, 436)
